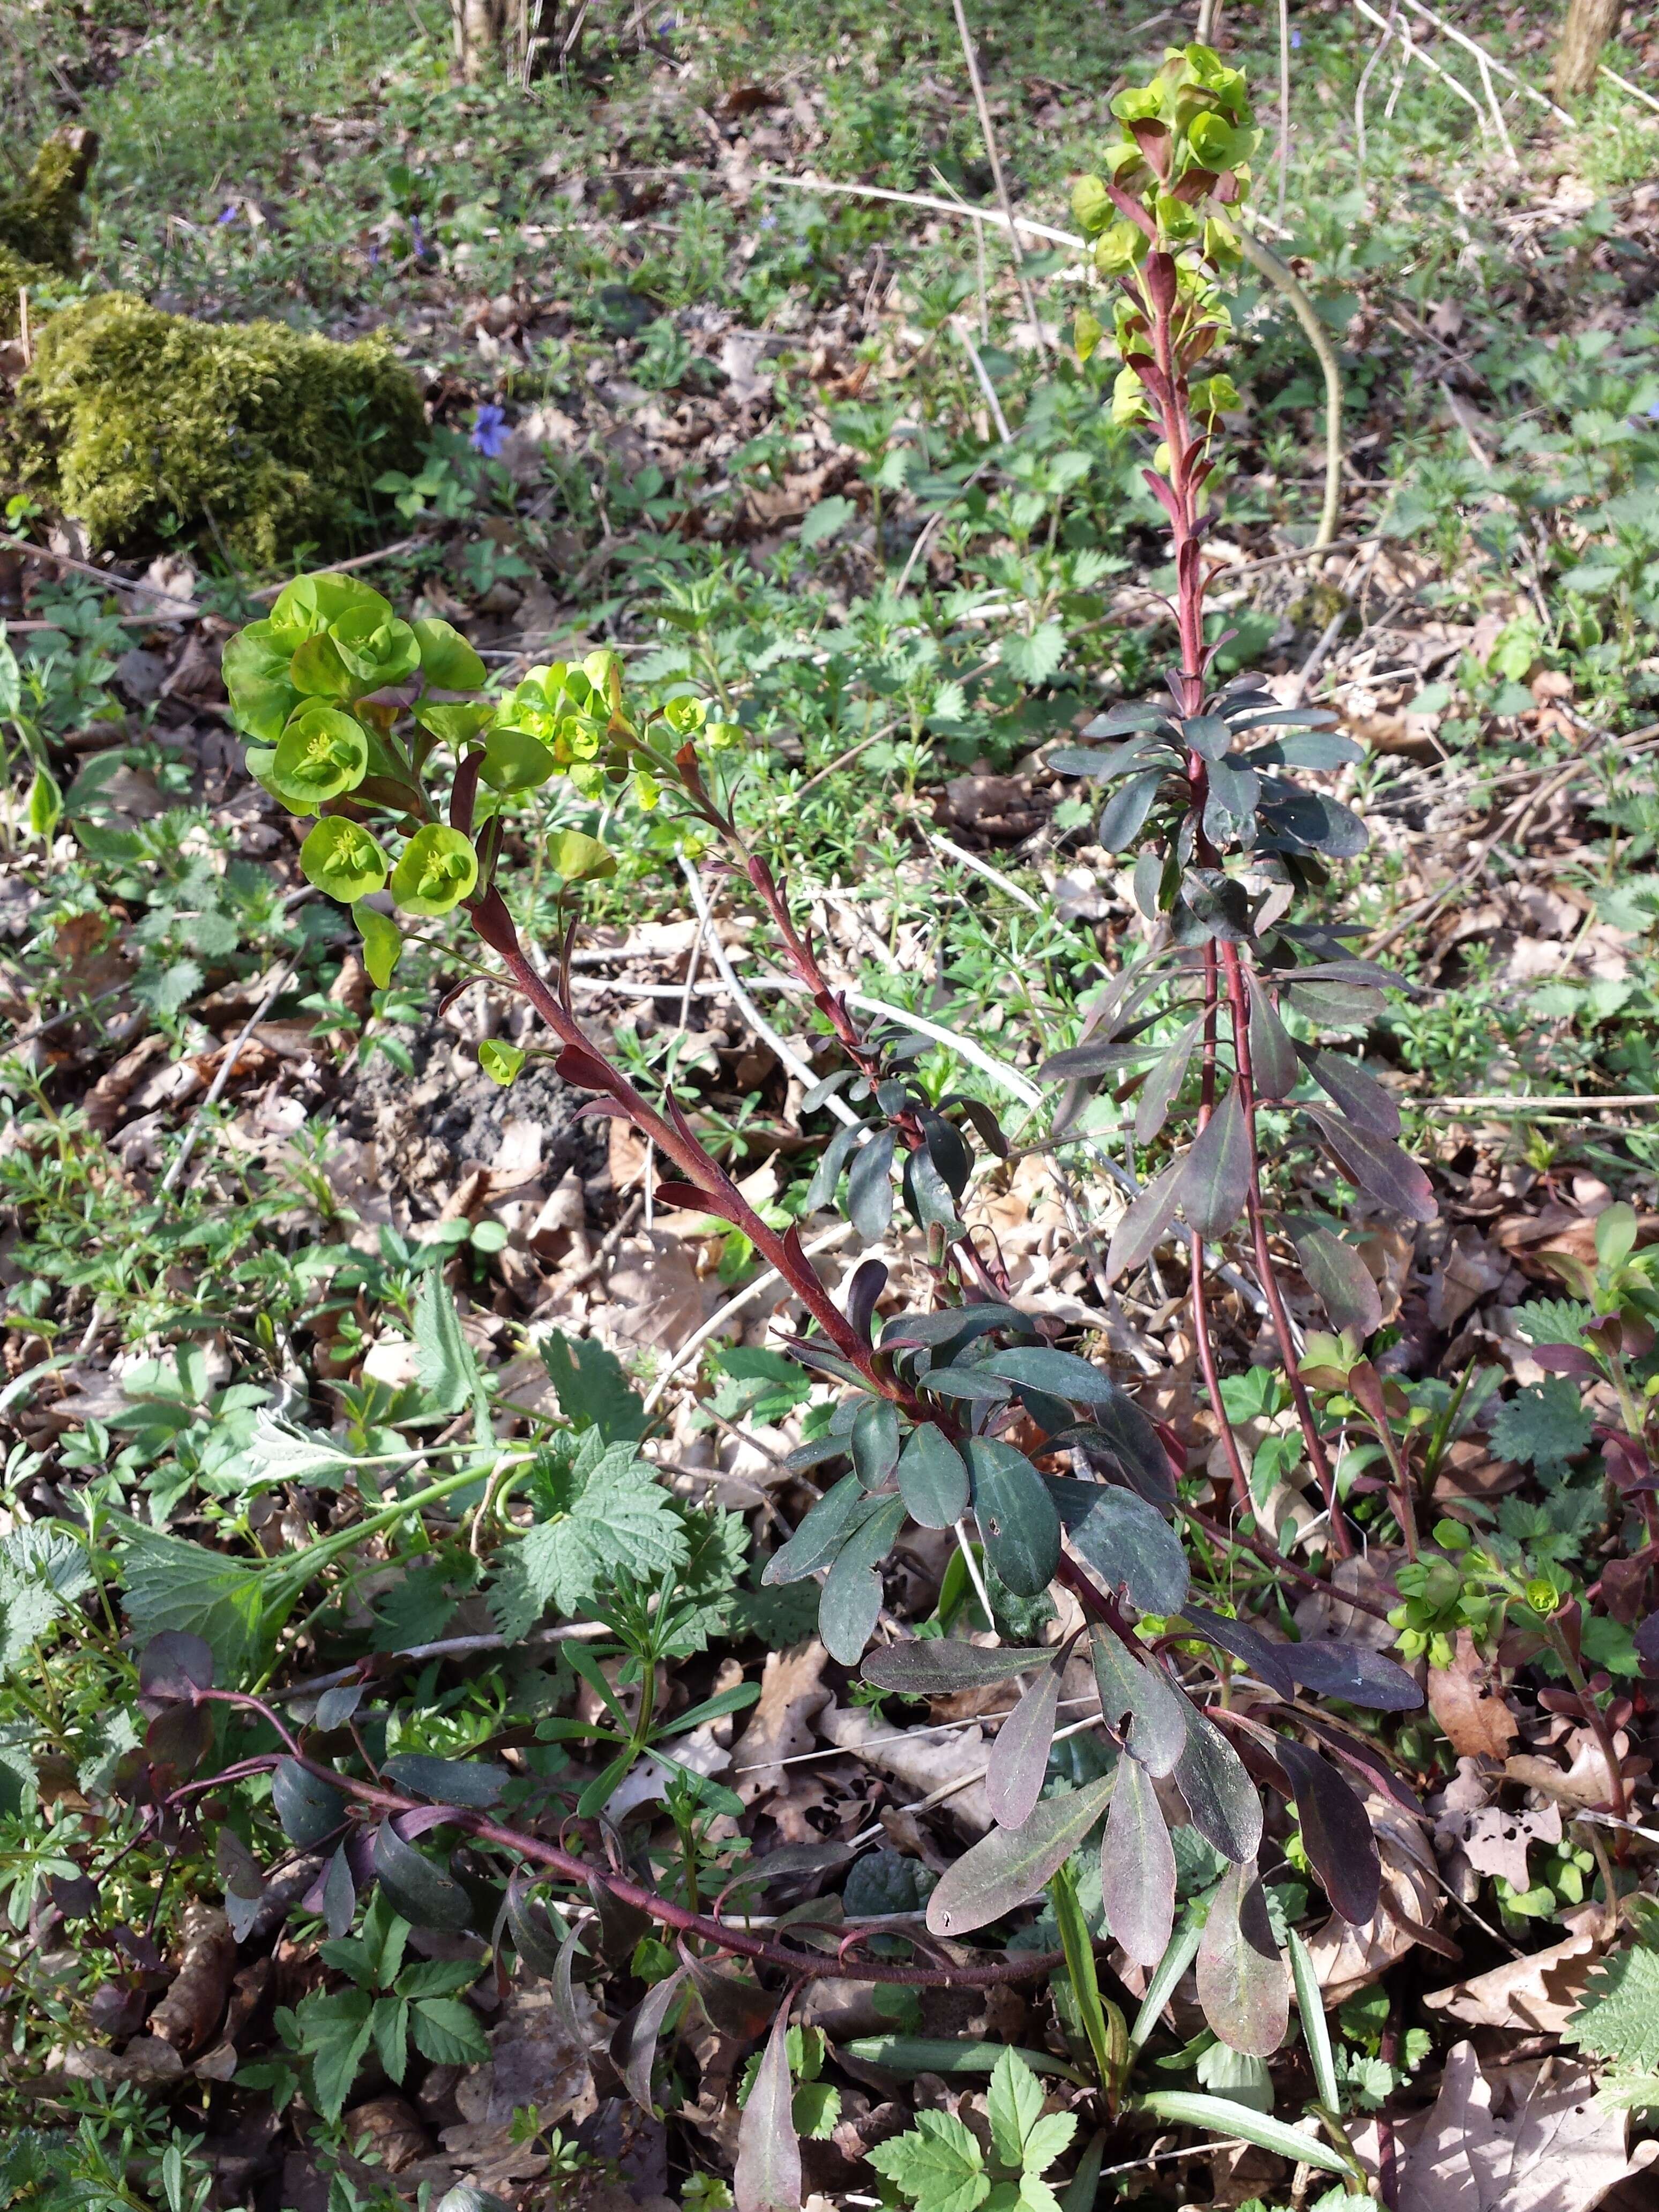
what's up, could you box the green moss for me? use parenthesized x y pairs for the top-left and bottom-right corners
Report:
(6, 294), (426, 565)
(0, 244), (50, 339)
(0, 131), (95, 275)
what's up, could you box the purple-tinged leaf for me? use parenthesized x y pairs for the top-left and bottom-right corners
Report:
(846, 1258), (888, 1345)
(319, 1843), (355, 1941)
(735, 1998), (802, 2212)
(925, 1772), (1116, 1937)
(682, 1947), (776, 2039)
(1073, 1393), (1178, 1507)
(1105, 1160), (1184, 1283)
(505, 1874), (567, 1977)
(1274, 1739), (1380, 1925)
(846, 1127), (898, 1244)
(1135, 1017), (1203, 1145)
(1281, 1636), (1422, 1712)
(138, 1632), (214, 1702)
(1180, 1606), (1299, 1701)
(1090, 1627), (1186, 1776)
(985, 1656), (1064, 1829)
(1101, 1753), (1176, 1966)
(1173, 1708), (1263, 1863)
(611, 1967), (687, 2114)
(1299, 1718), (1426, 1818)
(1196, 1858), (1288, 2056)
(1245, 974), (1298, 1101)
(1305, 1050), (1400, 1138)
(1182, 1083), (1251, 1238)
(1294, 1227), (1383, 1338)
(1636, 1609), (1659, 1678)
(978, 1346), (1119, 1403)
(818, 1496), (906, 1664)
(1064, 1486), (1189, 1615)
(896, 1424), (969, 1528)
(863, 1639), (1052, 1695)
(1305, 1105), (1437, 1224)
(373, 1821), (473, 1932)
(1037, 1034), (1161, 1083)
(1284, 978), (1385, 1025)
(272, 1757), (346, 1849)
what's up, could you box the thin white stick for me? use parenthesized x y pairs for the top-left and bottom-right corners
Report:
(1471, 44), (1518, 166)
(639, 1221), (857, 1414)
(948, 0), (1047, 352)
(1418, 1094), (1659, 1115)
(1599, 64), (1659, 121)
(1349, 0), (1489, 129)
(928, 829), (1046, 917)
(952, 1516), (1002, 1634)
(1393, 0), (1575, 123)
(952, 319), (1013, 444)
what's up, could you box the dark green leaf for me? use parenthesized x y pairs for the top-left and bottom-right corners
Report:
(1279, 1637), (1423, 1712)
(818, 1496), (906, 1664)
(926, 1366), (1016, 1404)
(896, 1425), (969, 1528)
(372, 1821), (474, 1932)
(1098, 769), (1164, 852)
(902, 1141), (962, 1238)
(851, 1399), (901, 1490)
(1293, 1228), (1382, 1337)
(1195, 1859), (1287, 2057)
(762, 1475), (881, 1585)
(862, 1639), (1052, 1695)
(1089, 1629), (1187, 1776)
(1245, 977), (1298, 1101)
(1258, 788), (1367, 858)
(506, 1877), (568, 1978)
(846, 1129), (898, 1244)
(1223, 705), (1340, 732)
(1305, 1050), (1399, 1138)
(1064, 1488), (1189, 1614)
(382, 1754), (507, 1809)
(1241, 730), (1363, 769)
(1274, 1739), (1379, 1925)
(1134, 1018), (1202, 1146)
(1305, 1106), (1437, 1223)
(273, 1758), (346, 1849)
(1037, 1034), (1161, 1083)
(1072, 1393), (1177, 1507)
(1173, 1709), (1262, 1863)
(805, 1123), (862, 1212)
(1081, 704), (1177, 737)
(925, 1772), (1116, 1937)
(1101, 1752), (1176, 1967)
(985, 1657), (1064, 1829)
(1283, 979), (1384, 1025)
(1204, 760), (1259, 847)
(1182, 1083), (1251, 1238)
(881, 1303), (1035, 1352)
(965, 1439), (1061, 1597)
(539, 1330), (647, 1442)
(1051, 731), (1178, 780)
(976, 1347), (1119, 1404)
(1182, 715), (1232, 760)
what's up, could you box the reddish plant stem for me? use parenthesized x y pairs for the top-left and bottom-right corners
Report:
(1177, 1504), (1396, 1619)
(1217, 940), (1355, 1558)
(1191, 942), (1253, 1515)
(184, 1732), (1058, 1987)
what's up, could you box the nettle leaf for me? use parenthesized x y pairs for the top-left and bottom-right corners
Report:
(1274, 1738), (1380, 1925)
(512, 1445), (687, 1618)
(1294, 1227), (1382, 1338)
(1196, 1859), (1288, 2057)
(1568, 1941), (1659, 2072)
(118, 1524), (278, 1686)
(1173, 1706), (1262, 1863)
(965, 1439), (1061, 1597)
(862, 1639), (1052, 1696)
(925, 1772), (1115, 1937)
(1101, 1751), (1176, 1967)
(1306, 1106), (1437, 1224)
(1090, 1628), (1186, 1776)
(296, 1987), (374, 2124)
(1181, 1082), (1251, 1237)
(896, 1424), (970, 1528)
(1490, 1378), (1595, 1472)
(1002, 621), (1066, 687)
(540, 1330), (647, 1442)
(414, 1271), (479, 1414)
(985, 1655), (1065, 1829)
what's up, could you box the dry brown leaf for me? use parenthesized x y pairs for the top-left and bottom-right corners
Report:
(440, 1982), (597, 2187)
(1428, 1227), (1507, 1334)
(1359, 2039), (1655, 2210)
(729, 1640), (831, 1806)
(1424, 1905), (1603, 2035)
(1452, 1799), (1563, 1892)
(817, 1706), (992, 1836)
(147, 1904), (236, 2057)
(1428, 1631), (1520, 1759)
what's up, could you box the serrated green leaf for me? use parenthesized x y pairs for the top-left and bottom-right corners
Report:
(988, 2047), (1046, 2166)
(515, 1446), (687, 1615)
(1569, 1941), (1659, 2072)
(414, 1271), (479, 1414)
(868, 2110), (989, 2212)
(410, 1995), (490, 2066)
(294, 1987), (373, 2124)
(1490, 1378), (1594, 1473)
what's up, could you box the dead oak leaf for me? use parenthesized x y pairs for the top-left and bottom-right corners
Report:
(1428, 1631), (1520, 1760)
(1453, 1799), (1563, 1892)
(1424, 1904), (1604, 2036)
(729, 1639), (831, 1807)
(1377, 2039), (1655, 2211)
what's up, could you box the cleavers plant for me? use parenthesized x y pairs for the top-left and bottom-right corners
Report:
(159, 47), (1435, 2153)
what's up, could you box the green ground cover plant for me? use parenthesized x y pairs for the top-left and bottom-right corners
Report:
(4, 3), (1659, 2209)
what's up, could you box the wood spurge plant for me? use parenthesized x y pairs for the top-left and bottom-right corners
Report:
(122, 46), (1431, 2187)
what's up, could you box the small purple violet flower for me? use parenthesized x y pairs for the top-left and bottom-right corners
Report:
(760, 213), (778, 231)
(218, 203), (238, 225)
(1290, 26), (1302, 45)
(409, 215), (427, 259)
(470, 403), (509, 458)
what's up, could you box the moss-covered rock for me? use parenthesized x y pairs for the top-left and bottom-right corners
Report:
(6, 293), (427, 564)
